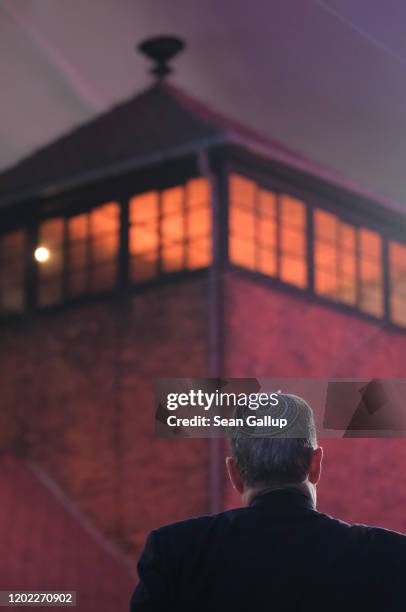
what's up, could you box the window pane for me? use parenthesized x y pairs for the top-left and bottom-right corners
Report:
(314, 210), (357, 306)
(280, 227), (306, 257)
(91, 202), (119, 236)
(359, 229), (383, 317)
(38, 218), (64, 306)
(229, 174), (256, 209)
(230, 207), (255, 240)
(187, 237), (212, 270)
(337, 280), (357, 306)
(315, 269), (337, 299)
(188, 207), (211, 239)
(67, 214), (88, 297)
(186, 178), (212, 269)
(314, 210), (338, 300)
(0, 230), (25, 314)
(162, 186), (185, 272)
(92, 234), (119, 263)
(360, 228), (381, 260)
(187, 177), (210, 209)
(258, 189), (277, 219)
(130, 191), (159, 282)
(162, 244), (184, 272)
(229, 213), (256, 268)
(315, 242), (337, 272)
(258, 247), (277, 276)
(130, 191), (159, 226)
(280, 196), (307, 288)
(389, 241), (406, 326)
(229, 175), (306, 285)
(89, 202), (119, 291)
(280, 256), (307, 288)
(258, 216), (276, 248)
(314, 209), (336, 241)
(340, 222), (356, 251)
(280, 195), (306, 229)
(131, 253), (158, 282)
(229, 237), (256, 270)
(229, 174), (257, 270)
(257, 189), (277, 277)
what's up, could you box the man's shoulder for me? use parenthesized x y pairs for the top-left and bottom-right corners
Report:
(357, 523), (406, 553)
(151, 507), (406, 561)
(152, 507), (247, 543)
(317, 511), (406, 554)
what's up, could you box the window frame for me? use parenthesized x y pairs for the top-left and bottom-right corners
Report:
(2, 149), (406, 334)
(224, 159), (406, 332)
(0, 167), (213, 318)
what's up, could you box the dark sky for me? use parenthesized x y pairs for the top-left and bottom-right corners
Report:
(3, 0), (406, 206)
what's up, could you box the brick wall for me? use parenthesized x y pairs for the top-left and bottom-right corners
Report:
(0, 278), (211, 558)
(2, 268), (406, 563)
(224, 272), (406, 533)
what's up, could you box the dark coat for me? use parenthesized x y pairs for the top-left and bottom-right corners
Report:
(130, 487), (406, 611)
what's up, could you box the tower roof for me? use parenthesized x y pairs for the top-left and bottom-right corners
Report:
(0, 79), (404, 215)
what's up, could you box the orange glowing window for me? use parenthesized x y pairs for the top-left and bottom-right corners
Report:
(89, 202), (119, 291)
(67, 213), (88, 297)
(338, 222), (357, 305)
(229, 174), (305, 287)
(186, 178), (212, 270)
(359, 228), (383, 317)
(162, 186), (185, 272)
(257, 189), (277, 277)
(0, 230), (25, 314)
(229, 174), (256, 270)
(67, 202), (119, 297)
(389, 241), (406, 326)
(229, 174), (278, 275)
(36, 201), (119, 307)
(279, 195), (307, 288)
(129, 178), (211, 283)
(37, 218), (64, 306)
(314, 210), (356, 305)
(130, 191), (159, 282)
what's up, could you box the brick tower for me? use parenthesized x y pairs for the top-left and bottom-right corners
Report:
(1, 36), (406, 579)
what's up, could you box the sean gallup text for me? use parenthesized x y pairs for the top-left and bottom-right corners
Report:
(166, 415), (288, 429)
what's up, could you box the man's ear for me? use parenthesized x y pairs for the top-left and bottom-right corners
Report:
(226, 456), (245, 494)
(308, 447), (323, 485)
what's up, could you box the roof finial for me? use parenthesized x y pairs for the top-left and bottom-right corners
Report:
(138, 36), (185, 79)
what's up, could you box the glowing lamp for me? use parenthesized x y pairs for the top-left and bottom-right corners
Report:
(34, 246), (50, 263)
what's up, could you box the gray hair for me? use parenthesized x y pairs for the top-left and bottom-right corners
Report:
(230, 394), (317, 487)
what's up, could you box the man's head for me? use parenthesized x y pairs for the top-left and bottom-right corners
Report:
(226, 394), (323, 504)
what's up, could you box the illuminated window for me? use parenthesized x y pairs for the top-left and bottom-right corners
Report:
(229, 173), (305, 288)
(129, 178), (211, 283)
(314, 210), (383, 317)
(229, 174), (257, 270)
(359, 228), (383, 317)
(314, 210), (356, 305)
(389, 241), (406, 326)
(67, 213), (88, 297)
(37, 201), (119, 306)
(279, 195), (307, 288)
(0, 230), (25, 314)
(38, 218), (64, 306)
(88, 202), (119, 292)
(130, 191), (159, 281)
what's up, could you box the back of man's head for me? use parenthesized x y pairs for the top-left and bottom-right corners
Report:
(229, 394), (318, 489)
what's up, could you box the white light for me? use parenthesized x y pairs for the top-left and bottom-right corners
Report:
(34, 246), (50, 263)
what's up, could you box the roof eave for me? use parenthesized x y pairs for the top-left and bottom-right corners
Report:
(0, 134), (228, 209)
